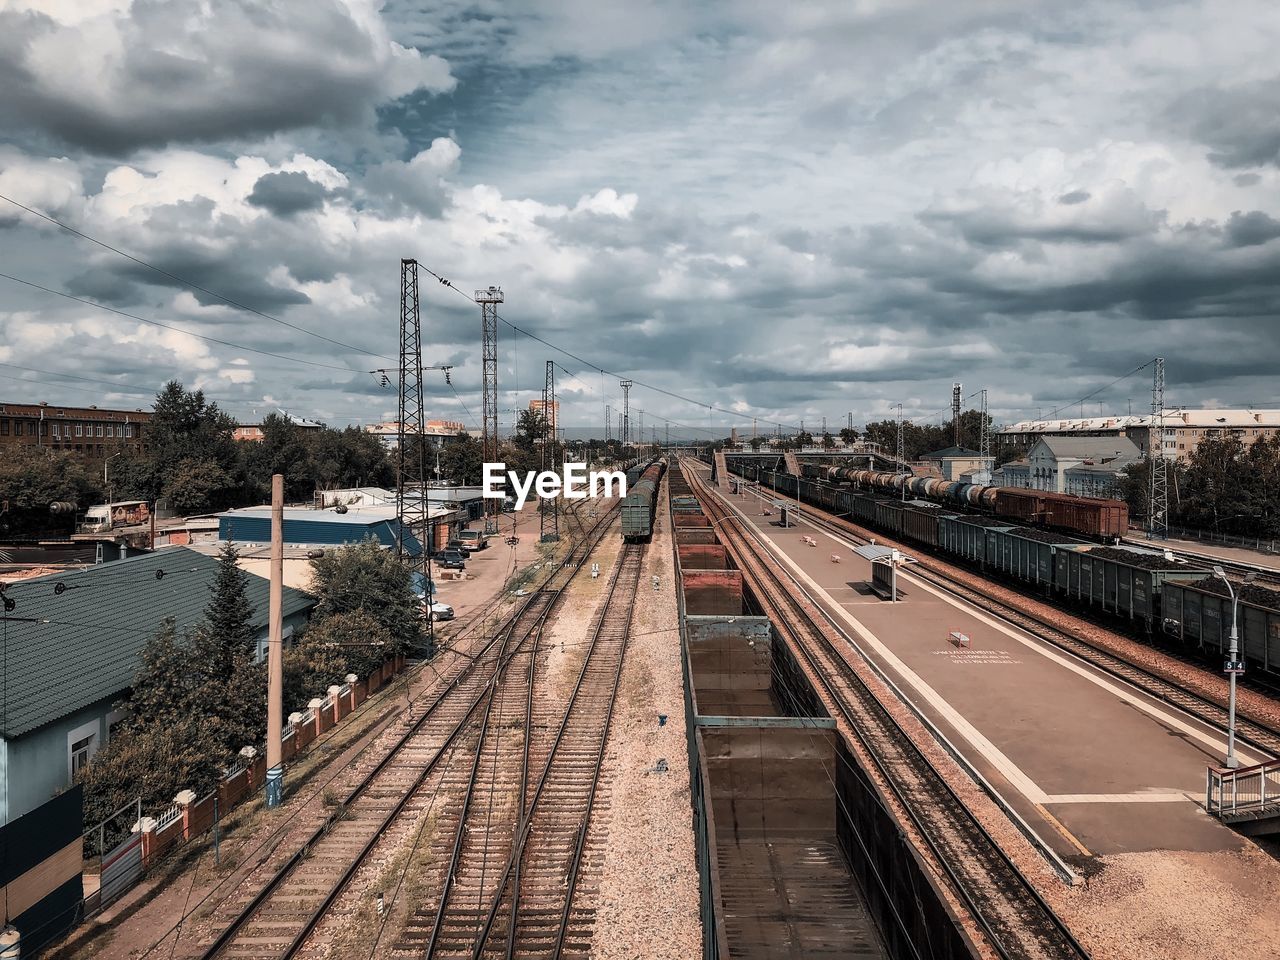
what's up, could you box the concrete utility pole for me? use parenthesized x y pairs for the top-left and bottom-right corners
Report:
(266, 473), (284, 808)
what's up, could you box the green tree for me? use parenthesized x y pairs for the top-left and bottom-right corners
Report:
(148, 381), (239, 475)
(514, 409), (548, 451)
(161, 457), (236, 514)
(437, 433), (484, 485)
(838, 427), (858, 445)
(821, 432), (836, 450)
(123, 620), (205, 732)
(310, 539), (421, 652)
(200, 541), (257, 665)
(283, 611), (391, 713)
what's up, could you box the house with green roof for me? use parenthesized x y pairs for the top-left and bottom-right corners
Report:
(0, 547), (315, 825)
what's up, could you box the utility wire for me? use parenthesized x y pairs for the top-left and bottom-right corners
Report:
(416, 263), (805, 431)
(0, 271), (360, 373)
(0, 192), (395, 362)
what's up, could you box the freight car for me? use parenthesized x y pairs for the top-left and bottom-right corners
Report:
(620, 459), (667, 542)
(784, 461), (1128, 539)
(1162, 578), (1280, 672)
(727, 464), (1280, 676)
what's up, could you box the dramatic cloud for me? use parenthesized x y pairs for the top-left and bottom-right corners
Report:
(0, 0), (455, 153)
(1, 0), (1279, 437)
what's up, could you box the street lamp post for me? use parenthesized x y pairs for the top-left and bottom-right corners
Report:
(1212, 565), (1256, 769)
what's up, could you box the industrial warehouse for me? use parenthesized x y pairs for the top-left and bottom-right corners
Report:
(3, 3), (1280, 960)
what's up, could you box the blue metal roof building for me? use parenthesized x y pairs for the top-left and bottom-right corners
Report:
(217, 506), (423, 555)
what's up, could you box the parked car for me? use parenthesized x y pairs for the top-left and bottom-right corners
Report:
(434, 549), (467, 569)
(426, 600), (455, 622)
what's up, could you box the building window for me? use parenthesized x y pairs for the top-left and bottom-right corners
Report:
(51, 424), (60, 438)
(76, 423), (84, 437)
(67, 719), (100, 780)
(0, 420), (7, 436)
(27, 421), (36, 435)
(96, 425), (104, 437)
(125, 425), (134, 438)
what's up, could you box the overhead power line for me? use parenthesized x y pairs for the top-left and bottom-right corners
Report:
(415, 262), (805, 432)
(0, 271), (359, 373)
(0, 192), (395, 362)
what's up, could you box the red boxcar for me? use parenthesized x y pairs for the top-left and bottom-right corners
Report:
(993, 489), (1128, 538)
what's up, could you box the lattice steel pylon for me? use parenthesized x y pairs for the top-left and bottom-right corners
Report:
(896, 402), (906, 502)
(605, 403), (611, 443)
(1148, 357), (1168, 538)
(397, 259), (432, 651)
(477, 285), (504, 533)
(620, 380), (632, 445)
(541, 361), (560, 543)
(952, 382), (963, 447)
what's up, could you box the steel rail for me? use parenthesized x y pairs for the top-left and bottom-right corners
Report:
(464, 542), (644, 958)
(687, 464), (1089, 960)
(195, 505), (620, 960)
(418, 511), (621, 958)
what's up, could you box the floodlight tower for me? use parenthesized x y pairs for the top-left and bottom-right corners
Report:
(477, 285), (503, 533)
(1148, 357), (1169, 538)
(541, 360), (559, 543)
(397, 259), (432, 651)
(952, 382), (963, 447)
(620, 380), (632, 445)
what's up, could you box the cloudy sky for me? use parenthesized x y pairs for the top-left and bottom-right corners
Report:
(1, 0), (1278, 440)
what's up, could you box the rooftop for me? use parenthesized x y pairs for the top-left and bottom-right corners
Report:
(0, 547), (314, 739)
(999, 408), (1280, 433)
(920, 445), (985, 459)
(1034, 435), (1142, 461)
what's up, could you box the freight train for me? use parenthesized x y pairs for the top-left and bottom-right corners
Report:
(728, 463), (1280, 679)
(620, 459), (667, 542)
(798, 463), (1129, 539)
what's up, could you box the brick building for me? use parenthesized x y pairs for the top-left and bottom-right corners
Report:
(0, 401), (151, 459)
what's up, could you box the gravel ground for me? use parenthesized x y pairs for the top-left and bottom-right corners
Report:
(1057, 846), (1280, 958)
(588, 479), (703, 960)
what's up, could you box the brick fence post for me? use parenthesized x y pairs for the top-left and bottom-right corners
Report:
(327, 685), (343, 724)
(134, 816), (157, 865)
(175, 790), (197, 840)
(346, 674), (359, 711)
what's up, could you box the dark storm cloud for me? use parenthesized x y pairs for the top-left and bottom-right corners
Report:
(1224, 211), (1280, 248)
(1173, 77), (1280, 169)
(247, 172), (330, 217)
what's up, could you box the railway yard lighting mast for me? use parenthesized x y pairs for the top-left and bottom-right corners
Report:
(896, 403), (906, 502)
(1148, 357), (1169, 539)
(952, 382), (963, 447)
(620, 380), (632, 445)
(478, 284), (504, 534)
(1213, 566), (1256, 769)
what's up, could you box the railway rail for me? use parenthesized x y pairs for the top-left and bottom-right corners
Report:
(731, 470), (1280, 759)
(422, 541), (645, 959)
(179, 507), (620, 960)
(687, 464), (1089, 960)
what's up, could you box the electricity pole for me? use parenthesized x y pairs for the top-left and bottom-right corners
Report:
(397, 260), (433, 655)
(477, 284), (504, 534)
(541, 361), (559, 542)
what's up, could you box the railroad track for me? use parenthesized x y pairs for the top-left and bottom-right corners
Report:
(469, 541), (644, 960)
(687, 465), (1088, 960)
(180, 509), (619, 960)
(732, 469), (1280, 759)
